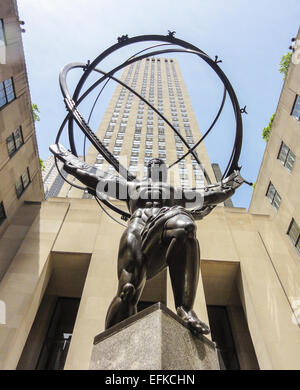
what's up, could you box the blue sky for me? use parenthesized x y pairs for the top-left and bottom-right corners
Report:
(17, 0), (300, 209)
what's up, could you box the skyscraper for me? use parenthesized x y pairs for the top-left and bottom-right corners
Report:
(42, 156), (67, 200)
(58, 57), (216, 198)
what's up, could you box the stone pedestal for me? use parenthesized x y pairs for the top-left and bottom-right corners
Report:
(90, 302), (220, 370)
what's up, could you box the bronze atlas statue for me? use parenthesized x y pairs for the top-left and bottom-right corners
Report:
(50, 33), (250, 335)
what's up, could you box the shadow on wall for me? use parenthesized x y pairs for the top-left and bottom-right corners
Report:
(0, 201), (41, 281)
(16, 251), (91, 370)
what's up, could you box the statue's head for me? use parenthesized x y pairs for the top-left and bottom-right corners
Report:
(146, 158), (168, 183)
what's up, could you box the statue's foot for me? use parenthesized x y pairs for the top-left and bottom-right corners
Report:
(177, 306), (210, 335)
(120, 283), (135, 301)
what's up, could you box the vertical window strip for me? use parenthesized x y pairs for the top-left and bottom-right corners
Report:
(266, 182), (281, 210)
(0, 201), (6, 225)
(6, 126), (24, 157)
(0, 19), (6, 45)
(277, 141), (295, 172)
(0, 77), (16, 108)
(291, 95), (300, 121)
(15, 168), (30, 198)
(287, 219), (300, 255)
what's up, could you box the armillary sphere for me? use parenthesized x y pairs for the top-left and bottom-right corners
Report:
(54, 33), (244, 222)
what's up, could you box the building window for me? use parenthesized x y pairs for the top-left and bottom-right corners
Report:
(266, 182), (281, 211)
(36, 297), (80, 370)
(207, 306), (240, 370)
(287, 219), (300, 254)
(291, 95), (300, 121)
(15, 168), (30, 198)
(6, 127), (24, 157)
(129, 166), (138, 173)
(277, 142), (295, 172)
(0, 77), (15, 108)
(0, 19), (6, 46)
(113, 145), (121, 151)
(95, 155), (104, 165)
(0, 201), (6, 225)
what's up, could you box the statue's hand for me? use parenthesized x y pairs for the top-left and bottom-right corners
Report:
(49, 143), (106, 191)
(221, 169), (245, 190)
(65, 164), (99, 190)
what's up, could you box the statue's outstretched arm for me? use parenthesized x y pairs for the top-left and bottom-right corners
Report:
(185, 170), (245, 220)
(49, 144), (130, 201)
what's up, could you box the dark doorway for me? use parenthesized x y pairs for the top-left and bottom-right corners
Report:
(207, 305), (240, 370)
(35, 297), (80, 370)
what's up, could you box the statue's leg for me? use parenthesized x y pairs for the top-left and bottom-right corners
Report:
(105, 225), (146, 329)
(164, 214), (210, 335)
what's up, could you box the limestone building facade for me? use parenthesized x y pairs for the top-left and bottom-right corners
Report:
(0, 0), (44, 279)
(0, 1), (300, 370)
(250, 27), (300, 264)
